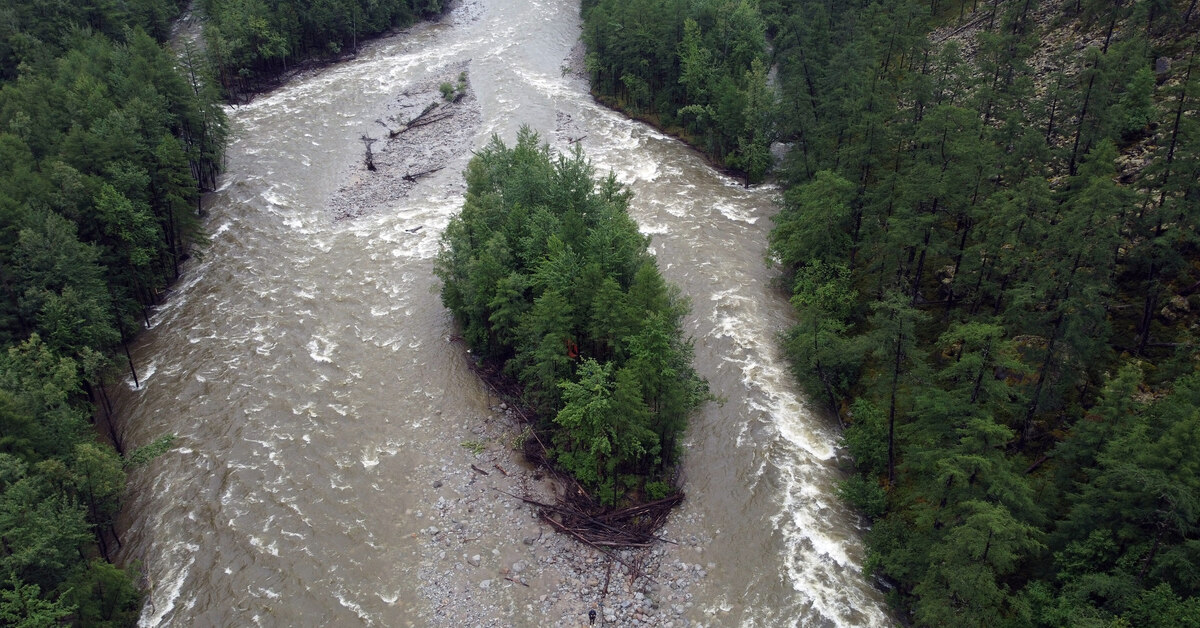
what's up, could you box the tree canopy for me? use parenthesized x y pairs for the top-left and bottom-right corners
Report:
(0, 1), (219, 623)
(436, 128), (707, 505)
(198, 0), (447, 97)
(580, 0), (776, 181)
(755, 0), (1200, 624)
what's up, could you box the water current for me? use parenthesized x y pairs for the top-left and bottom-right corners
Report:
(113, 1), (893, 625)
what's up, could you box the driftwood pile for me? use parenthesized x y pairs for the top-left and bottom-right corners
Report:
(514, 490), (683, 549)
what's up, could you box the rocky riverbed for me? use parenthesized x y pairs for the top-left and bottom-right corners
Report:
(321, 29), (711, 627)
(412, 401), (713, 627)
(328, 60), (481, 221)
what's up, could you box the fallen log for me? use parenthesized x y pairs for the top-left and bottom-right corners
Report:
(386, 103), (455, 137)
(403, 166), (443, 182)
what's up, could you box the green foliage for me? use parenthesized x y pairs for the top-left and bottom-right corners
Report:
(60, 559), (142, 627)
(1115, 65), (1157, 138)
(838, 474), (886, 520)
(0, 575), (75, 628)
(0, 474), (93, 591)
(644, 480), (671, 501)
(201, 0), (447, 94)
(460, 440), (486, 455)
(781, 261), (863, 412)
(0, 6), (226, 624)
(123, 434), (177, 468)
(764, 0), (1200, 622)
(769, 171), (856, 269)
(581, 0), (774, 181)
(843, 399), (887, 477)
(437, 128), (704, 501)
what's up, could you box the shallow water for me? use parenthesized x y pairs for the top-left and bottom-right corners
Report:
(114, 1), (893, 625)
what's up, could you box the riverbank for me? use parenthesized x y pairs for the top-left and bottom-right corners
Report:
(412, 398), (713, 627)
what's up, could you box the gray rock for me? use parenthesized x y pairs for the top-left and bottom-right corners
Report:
(468, 554), (481, 567)
(1156, 56), (1171, 77)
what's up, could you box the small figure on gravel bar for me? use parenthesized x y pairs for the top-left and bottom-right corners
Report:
(588, 608), (597, 625)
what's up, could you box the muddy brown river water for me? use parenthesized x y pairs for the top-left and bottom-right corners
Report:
(113, 1), (893, 625)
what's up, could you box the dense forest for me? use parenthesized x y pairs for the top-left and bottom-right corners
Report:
(767, 0), (1200, 624)
(0, 0), (226, 624)
(197, 0), (447, 97)
(583, 0), (1200, 625)
(436, 128), (708, 505)
(1, 0), (465, 621)
(580, 0), (776, 181)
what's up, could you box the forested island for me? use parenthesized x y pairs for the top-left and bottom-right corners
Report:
(436, 128), (708, 515)
(580, 0), (1199, 624)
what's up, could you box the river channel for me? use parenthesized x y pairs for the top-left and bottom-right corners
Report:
(113, 1), (893, 625)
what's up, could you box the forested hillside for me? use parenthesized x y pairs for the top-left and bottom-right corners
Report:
(767, 0), (1200, 624)
(436, 128), (708, 506)
(0, 0), (226, 623)
(583, 0), (1200, 625)
(197, 0), (447, 97)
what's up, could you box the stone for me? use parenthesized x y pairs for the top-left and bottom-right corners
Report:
(1156, 56), (1171, 77)
(479, 579), (491, 590)
(512, 561), (526, 574)
(468, 554), (481, 567)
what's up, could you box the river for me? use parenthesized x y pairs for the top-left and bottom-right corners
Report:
(113, 1), (893, 625)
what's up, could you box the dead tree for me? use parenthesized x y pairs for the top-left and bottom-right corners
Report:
(375, 102), (455, 138)
(361, 135), (378, 171)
